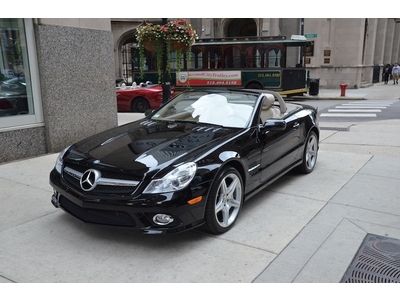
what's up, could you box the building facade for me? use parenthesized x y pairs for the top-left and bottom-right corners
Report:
(112, 18), (400, 88)
(0, 18), (117, 163)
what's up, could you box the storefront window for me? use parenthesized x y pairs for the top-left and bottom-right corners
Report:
(0, 19), (36, 123)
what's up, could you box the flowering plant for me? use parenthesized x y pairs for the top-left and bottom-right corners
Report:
(161, 19), (198, 50)
(136, 23), (164, 45)
(135, 20), (198, 81)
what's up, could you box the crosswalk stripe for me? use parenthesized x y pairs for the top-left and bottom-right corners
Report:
(320, 113), (377, 117)
(341, 103), (391, 106)
(335, 106), (387, 109)
(328, 109), (382, 112)
(348, 102), (395, 104)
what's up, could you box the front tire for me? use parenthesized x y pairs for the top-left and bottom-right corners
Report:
(132, 97), (149, 113)
(297, 131), (318, 174)
(204, 167), (244, 234)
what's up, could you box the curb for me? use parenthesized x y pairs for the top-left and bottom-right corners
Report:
(286, 96), (366, 101)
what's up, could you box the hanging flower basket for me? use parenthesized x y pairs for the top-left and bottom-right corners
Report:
(135, 20), (198, 81)
(162, 19), (198, 52)
(169, 40), (190, 52)
(143, 40), (157, 52)
(136, 23), (164, 49)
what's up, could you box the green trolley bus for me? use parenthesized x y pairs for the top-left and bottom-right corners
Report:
(131, 36), (313, 96)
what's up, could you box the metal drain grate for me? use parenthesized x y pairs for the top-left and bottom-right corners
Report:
(341, 234), (400, 283)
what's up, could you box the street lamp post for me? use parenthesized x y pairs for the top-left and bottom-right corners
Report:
(161, 18), (171, 104)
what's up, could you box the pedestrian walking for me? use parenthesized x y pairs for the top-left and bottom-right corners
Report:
(391, 63), (400, 85)
(383, 64), (391, 84)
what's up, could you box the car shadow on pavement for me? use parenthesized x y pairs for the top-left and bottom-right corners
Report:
(56, 213), (209, 248)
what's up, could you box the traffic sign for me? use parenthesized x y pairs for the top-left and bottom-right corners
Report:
(305, 33), (318, 39)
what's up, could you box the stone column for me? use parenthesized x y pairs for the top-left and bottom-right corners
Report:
(383, 19), (395, 64)
(362, 19), (378, 83)
(200, 19), (213, 38)
(269, 19), (280, 36)
(391, 22), (400, 63)
(260, 18), (270, 37)
(280, 18), (300, 67)
(374, 18), (387, 65)
(36, 18), (117, 152)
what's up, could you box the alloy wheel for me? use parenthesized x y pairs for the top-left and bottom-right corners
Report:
(214, 173), (242, 228)
(305, 134), (317, 170)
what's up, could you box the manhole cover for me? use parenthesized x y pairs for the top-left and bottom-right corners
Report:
(341, 234), (400, 283)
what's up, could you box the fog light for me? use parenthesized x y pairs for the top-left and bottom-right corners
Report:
(153, 214), (174, 226)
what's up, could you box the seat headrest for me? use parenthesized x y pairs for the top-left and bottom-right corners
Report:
(262, 94), (275, 110)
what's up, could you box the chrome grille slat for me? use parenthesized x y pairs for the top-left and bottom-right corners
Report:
(97, 177), (140, 187)
(63, 166), (139, 187)
(64, 167), (83, 180)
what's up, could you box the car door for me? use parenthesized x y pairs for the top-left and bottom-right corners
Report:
(259, 106), (302, 183)
(243, 127), (263, 193)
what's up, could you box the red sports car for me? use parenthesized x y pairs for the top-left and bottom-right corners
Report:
(116, 84), (175, 113)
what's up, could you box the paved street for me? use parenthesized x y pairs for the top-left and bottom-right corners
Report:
(1, 84), (400, 282)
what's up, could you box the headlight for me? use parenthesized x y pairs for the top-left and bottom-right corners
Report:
(143, 162), (197, 194)
(55, 146), (71, 173)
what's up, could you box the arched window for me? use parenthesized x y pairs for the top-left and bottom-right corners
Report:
(120, 34), (137, 84)
(268, 49), (282, 67)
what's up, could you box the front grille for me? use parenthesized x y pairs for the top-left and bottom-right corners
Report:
(62, 164), (140, 195)
(341, 234), (400, 283)
(59, 196), (136, 227)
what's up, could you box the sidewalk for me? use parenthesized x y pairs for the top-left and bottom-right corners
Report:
(255, 119), (400, 282)
(290, 82), (400, 101)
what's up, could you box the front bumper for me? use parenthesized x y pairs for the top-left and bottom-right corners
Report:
(50, 169), (209, 234)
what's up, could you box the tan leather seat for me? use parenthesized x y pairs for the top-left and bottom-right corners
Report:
(261, 95), (282, 120)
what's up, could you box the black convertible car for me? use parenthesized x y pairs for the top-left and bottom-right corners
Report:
(50, 89), (319, 234)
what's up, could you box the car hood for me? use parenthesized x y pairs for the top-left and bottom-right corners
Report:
(66, 118), (240, 179)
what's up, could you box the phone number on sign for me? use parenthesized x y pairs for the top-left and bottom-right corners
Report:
(206, 80), (241, 85)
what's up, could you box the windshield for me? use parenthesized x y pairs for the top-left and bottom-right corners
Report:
(151, 91), (259, 128)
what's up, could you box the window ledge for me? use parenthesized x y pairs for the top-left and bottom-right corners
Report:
(0, 122), (45, 134)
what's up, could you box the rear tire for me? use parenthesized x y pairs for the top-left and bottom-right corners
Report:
(297, 131), (318, 174)
(245, 82), (263, 90)
(132, 97), (149, 113)
(204, 167), (244, 234)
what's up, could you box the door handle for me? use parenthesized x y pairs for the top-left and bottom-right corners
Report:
(293, 122), (300, 129)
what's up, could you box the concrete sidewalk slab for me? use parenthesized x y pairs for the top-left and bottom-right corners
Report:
(0, 178), (54, 232)
(358, 155), (400, 180)
(0, 212), (274, 282)
(319, 122), (354, 131)
(254, 200), (400, 282)
(267, 150), (371, 202)
(320, 143), (400, 157)
(331, 173), (400, 216)
(218, 191), (324, 254)
(0, 275), (13, 283)
(323, 131), (400, 147)
(293, 219), (366, 283)
(319, 130), (337, 141)
(0, 154), (58, 192)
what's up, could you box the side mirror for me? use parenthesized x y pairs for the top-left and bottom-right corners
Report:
(144, 109), (154, 117)
(262, 119), (287, 131)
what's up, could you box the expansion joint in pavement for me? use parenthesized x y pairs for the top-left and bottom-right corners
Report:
(265, 190), (326, 204)
(345, 217), (400, 232)
(290, 217), (348, 282)
(0, 175), (51, 194)
(0, 274), (17, 283)
(0, 211), (58, 234)
(203, 232), (278, 256)
(329, 202), (400, 218)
